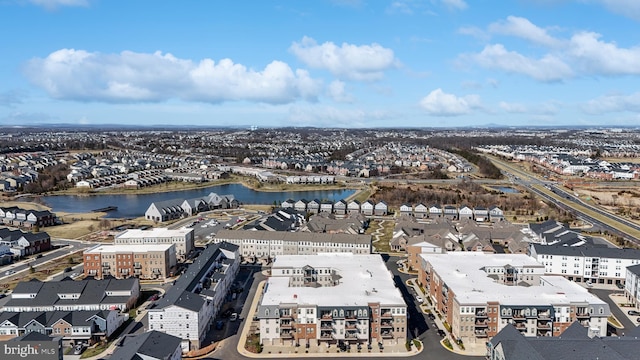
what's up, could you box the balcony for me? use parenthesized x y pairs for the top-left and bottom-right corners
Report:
(280, 313), (293, 319)
(475, 330), (488, 338)
(346, 324), (357, 330)
(381, 332), (394, 339)
(537, 322), (551, 329)
(514, 323), (526, 330)
(320, 324), (333, 330)
(538, 312), (551, 319)
(475, 311), (487, 318)
(475, 320), (488, 327)
(134, 263), (142, 269)
(381, 312), (392, 318)
(280, 321), (293, 329)
(576, 313), (590, 319)
(281, 332), (294, 339)
(513, 314), (526, 321)
(320, 332), (334, 340)
(380, 321), (393, 328)
(321, 313), (332, 320)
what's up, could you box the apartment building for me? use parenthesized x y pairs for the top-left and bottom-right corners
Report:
(529, 243), (640, 286)
(147, 242), (239, 351)
(83, 244), (176, 280)
(212, 229), (371, 260)
(256, 253), (407, 347)
(625, 264), (640, 310)
(418, 252), (609, 344)
(114, 227), (194, 260)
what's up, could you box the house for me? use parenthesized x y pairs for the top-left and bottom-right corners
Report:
(428, 205), (442, 218)
(473, 206), (489, 222)
(145, 200), (184, 223)
(489, 206), (504, 222)
(4, 278), (140, 312)
(399, 204), (413, 217)
(181, 198), (209, 216)
(281, 199), (295, 209)
(347, 200), (361, 215)
(294, 199), (308, 213)
(360, 200), (375, 216)
(458, 206), (473, 220)
(414, 203), (428, 218)
(333, 199), (347, 215)
(109, 331), (182, 360)
(307, 199), (320, 214)
(374, 201), (388, 216)
(319, 200), (333, 213)
(443, 205), (458, 220)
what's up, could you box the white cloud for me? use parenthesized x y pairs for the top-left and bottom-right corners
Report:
(419, 88), (481, 116)
(327, 80), (355, 103)
(488, 16), (561, 47)
(441, 0), (467, 11)
(457, 26), (489, 41)
(24, 49), (323, 104)
(466, 44), (573, 82)
(499, 101), (559, 115)
(582, 92), (640, 114)
(288, 105), (394, 127)
(568, 31), (640, 75)
(28, 0), (88, 9)
(289, 36), (398, 81)
(499, 101), (528, 113)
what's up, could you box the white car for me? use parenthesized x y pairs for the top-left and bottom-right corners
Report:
(416, 296), (424, 303)
(230, 313), (238, 322)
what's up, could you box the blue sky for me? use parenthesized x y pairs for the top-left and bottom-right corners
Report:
(2, 0), (640, 128)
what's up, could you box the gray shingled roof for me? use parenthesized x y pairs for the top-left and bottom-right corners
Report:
(531, 243), (640, 260)
(490, 322), (640, 360)
(109, 330), (181, 360)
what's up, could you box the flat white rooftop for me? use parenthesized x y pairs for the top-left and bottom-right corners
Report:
(422, 252), (607, 306)
(85, 243), (174, 253)
(115, 227), (192, 239)
(262, 253), (405, 307)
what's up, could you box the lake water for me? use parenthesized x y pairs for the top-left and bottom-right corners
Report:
(490, 186), (520, 194)
(30, 183), (356, 219)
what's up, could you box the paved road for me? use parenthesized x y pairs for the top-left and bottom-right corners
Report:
(0, 238), (91, 280)
(589, 288), (636, 335)
(492, 157), (640, 244)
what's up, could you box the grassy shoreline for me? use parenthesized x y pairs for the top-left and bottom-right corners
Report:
(28, 176), (362, 197)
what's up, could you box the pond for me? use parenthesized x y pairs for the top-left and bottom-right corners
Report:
(490, 186), (521, 194)
(29, 183), (356, 219)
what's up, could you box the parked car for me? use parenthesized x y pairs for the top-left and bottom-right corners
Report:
(221, 309), (233, 318)
(230, 313), (238, 322)
(437, 329), (446, 337)
(415, 295), (424, 303)
(73, 344), (85, 355)
(4, 270), (15, 276)
(628, 310), (640, 316)
(64, 267), (73, 273)
(616, 283), (625, 289)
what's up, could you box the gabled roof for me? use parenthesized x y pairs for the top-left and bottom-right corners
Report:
(110, 330), (182, 360)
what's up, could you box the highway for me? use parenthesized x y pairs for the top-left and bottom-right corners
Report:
(489, 157), (640, 244)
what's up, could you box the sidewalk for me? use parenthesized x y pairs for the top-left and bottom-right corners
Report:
(235, 280), (423, 358)
(405, 278), (485, 357)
